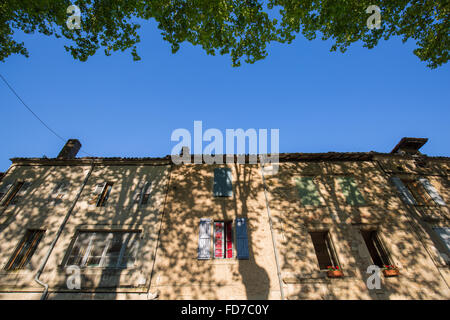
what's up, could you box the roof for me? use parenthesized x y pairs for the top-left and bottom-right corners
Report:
(9, 151), (450, 166)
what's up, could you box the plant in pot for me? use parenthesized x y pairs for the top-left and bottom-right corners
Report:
(327, 265), (344, 278)
(382, 265), (400, 277)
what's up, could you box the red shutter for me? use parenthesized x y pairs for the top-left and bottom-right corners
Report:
(225, 221), (233, 258)
(214, 222), (224, 258)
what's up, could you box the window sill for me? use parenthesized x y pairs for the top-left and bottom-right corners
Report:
(57, 265), (137, 273)
(201, 259), (239, 265)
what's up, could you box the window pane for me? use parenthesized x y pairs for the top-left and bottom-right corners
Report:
(67, 232), (91, 266)
(119, 233), (139, 268)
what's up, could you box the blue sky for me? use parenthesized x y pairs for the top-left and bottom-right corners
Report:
(1, 18), (449, 171)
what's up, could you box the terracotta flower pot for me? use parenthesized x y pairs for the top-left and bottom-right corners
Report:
(327, 270), (344, 278)
(383, 269), (400, 277)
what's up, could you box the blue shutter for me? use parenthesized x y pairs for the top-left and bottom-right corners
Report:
(213, 168), (233, 197)
(236, 218), (249, 259)
(198, 219), (211, 259)
(391, 177), (416, 205)
(419, 178), (446, 206)
(433, 227), (450, 252)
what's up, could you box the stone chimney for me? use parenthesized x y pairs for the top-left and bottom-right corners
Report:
(57, 139), (82, 159)
(391, 137), (428, 155)
(180, 146), (190, 157)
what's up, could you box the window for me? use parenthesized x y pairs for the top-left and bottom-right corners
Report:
(197, 218), (249, 260)
(89, 182), (113, 207)
(66, 230), (140, 268)
(133, 181), (152, 205)
(309, 231), (339, 270)
(213, 168), (233, 197)
(361, 230), (391, 268)
(433, 227), (450, 253)
(4, 230), (45, 271)
(0, 182), (13, 202)
(401, 179), (433, 206)
(337, 177), (366, 205)
(214, 221), (233, 259)
(0, 182), (24, 207)
(49, 182), (69, 205)
(295, 177), (323, 206)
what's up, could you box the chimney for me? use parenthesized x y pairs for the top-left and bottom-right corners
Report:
(57, 139), (82, 159)
(180, 146), (190, 157)
(391, 137), (428, 155)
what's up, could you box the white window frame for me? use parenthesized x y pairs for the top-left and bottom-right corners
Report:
(68, 230), (140, 269)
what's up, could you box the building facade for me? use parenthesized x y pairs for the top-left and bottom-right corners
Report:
(0, 138), (448, 300)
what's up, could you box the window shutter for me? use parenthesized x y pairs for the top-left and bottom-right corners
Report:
(58, 182), (69, 198)
(433, 227), (450, 252)
(133, 181), (145, 204)
(141, 182), (152, 205)
(390, 176), (417, 205)
(89, 182), (105, 205)
(0, 182), (13, 203)
(419, 178), (446, 206)
(214, 222), (224, 258)
(49, 182), (63, 205)
(225, 221), (233, 258)
(198, 219), (211, 260)
(10, 182), (31, 205)
(295, 177), (323, 206)
(236, 218), (249, 259)
(213, 168), (233, 197)
(337, 177), (366, 205)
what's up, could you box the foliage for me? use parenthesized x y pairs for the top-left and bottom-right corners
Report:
(0, 1), (448, 68)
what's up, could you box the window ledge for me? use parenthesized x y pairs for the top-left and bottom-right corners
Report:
(201, 259), (239, 265)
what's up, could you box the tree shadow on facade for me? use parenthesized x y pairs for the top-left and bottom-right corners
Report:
(265, 160), (449, 300)
(151, 161), (272, 299)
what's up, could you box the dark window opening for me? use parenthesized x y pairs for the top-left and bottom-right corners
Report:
(361, 230), (391, 268)
(97, 182), (113, 207)
(1, 182), (24, 207)
(310, 231), (338, 270)
(5, 230), (45, 271)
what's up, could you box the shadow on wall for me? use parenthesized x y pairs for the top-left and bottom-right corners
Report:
(0, 164), (169, 300)
(153, 163), (271, 299)
(265, 161), (448, 300)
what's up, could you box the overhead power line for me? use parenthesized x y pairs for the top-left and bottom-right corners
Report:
(0, 73), (94, 157)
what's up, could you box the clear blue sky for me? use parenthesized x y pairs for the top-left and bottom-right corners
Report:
(1, 19), (449, 171)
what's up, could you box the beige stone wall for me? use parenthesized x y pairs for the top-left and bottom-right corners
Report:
(151, 163), (281, 299)
(264, 160), (450, 300)
(0, 157), (448, 300)
(0, 163), (170, 299)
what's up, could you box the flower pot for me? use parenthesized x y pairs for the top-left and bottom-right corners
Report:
(327, 270), (344, 278)
(383, 269), (400, 277)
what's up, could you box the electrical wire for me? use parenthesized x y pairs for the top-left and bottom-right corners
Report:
(0, 73), (95, 157)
